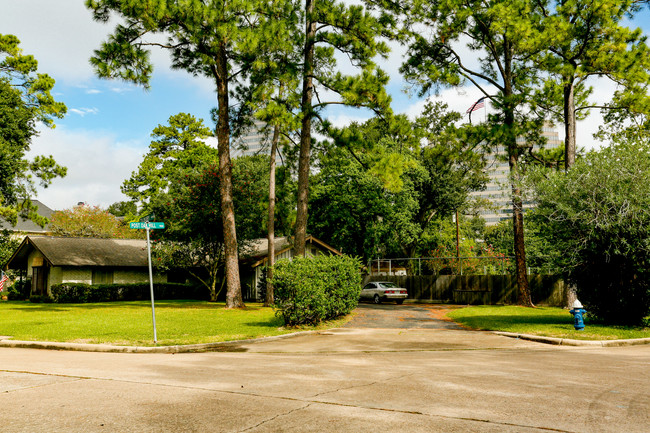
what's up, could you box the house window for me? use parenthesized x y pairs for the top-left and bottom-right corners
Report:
(92, 270), (114, 285)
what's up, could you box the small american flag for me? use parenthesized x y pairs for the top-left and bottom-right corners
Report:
(0, 271), (8, 292)
(466, 97), (486, 113)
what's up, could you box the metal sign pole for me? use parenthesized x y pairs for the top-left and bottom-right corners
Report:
(145, 225), (158, 343)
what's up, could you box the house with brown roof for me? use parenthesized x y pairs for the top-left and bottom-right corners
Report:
(4, 236), (167, 297)
(4, 234), (342, 301)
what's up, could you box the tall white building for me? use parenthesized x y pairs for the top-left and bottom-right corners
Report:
(231, 120), (270, 157)
(470, 124), (562, 225)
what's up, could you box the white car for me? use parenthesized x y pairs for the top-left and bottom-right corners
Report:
(360, 281), (408, 304)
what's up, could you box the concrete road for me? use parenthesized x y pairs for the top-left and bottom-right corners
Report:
(0, 304), (648, 432)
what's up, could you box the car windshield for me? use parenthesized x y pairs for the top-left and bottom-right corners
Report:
(377, 282), (398, 289)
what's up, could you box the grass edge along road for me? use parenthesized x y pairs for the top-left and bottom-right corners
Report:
(447, 305), (650, 341)
(0, 300), (351, 347)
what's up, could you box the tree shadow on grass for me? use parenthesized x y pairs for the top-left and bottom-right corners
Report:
(6, 300), (232, 312)
(243, 319), (285, 329)
(457, 314), (574, 329)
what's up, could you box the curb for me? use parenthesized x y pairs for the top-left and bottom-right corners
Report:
(0, 330), (317, 354)
(494, 331), (650, 347)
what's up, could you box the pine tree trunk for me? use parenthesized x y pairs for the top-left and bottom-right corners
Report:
(215, 44), (244, 309)
(503, 44), (533, 307)
(564, 80), (577, 170)
(295, 0), (317, 258)
(265, 124), (280, 307)
(563, 79), (578, 307)
(509, 151), (534, 307)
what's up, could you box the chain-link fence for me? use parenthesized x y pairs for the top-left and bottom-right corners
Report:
(368, 256), (515, 276)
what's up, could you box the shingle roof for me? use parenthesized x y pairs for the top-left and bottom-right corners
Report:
(241, 237), (291, 259)
(6, 236), (148, 269)
(0, 200), (54, 234)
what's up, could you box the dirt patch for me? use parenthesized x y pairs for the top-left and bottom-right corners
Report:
(415, 304), (466, 321)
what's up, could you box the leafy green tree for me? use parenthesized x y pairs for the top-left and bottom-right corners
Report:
(531, 0), (650, 170)
(122, 113), (215, 211)
(596, 93), (650, 146)
(230, 155), (295, 239)
(310, 104), (487, 263)
(87, 1), (300, 308)
(152, 162), (264, 301)
(234, 17), (302, 306)
(107, 201), (138, 220)
(0, 34), (67, 227)
(0, 229), (20, 267)
(293, 0), (393, 256)
(483, 211), (563, 275)
(527, 139), (650, 325)
(309, 148), (389, 260)
(374, 0), (549, 306)
(50, 204), (143, 239)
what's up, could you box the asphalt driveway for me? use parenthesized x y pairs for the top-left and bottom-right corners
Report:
(345, 303), (466, 330)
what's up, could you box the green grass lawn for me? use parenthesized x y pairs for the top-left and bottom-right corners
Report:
(0, 300), (349, 346)
(447, 305), (650, 340)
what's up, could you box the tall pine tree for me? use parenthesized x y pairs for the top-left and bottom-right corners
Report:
(293, 0), (392, 255)
(86, 0), (296, 308)
(373, 0), (547, 306)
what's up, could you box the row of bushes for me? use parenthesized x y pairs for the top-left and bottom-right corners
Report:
(48, 282), (208, 303)
(271, 255), (362, 326)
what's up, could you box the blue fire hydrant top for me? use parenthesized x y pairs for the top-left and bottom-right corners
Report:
(570, 308), (586, 330)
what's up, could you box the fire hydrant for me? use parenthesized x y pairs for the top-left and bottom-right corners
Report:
(569, 300), (587, 331)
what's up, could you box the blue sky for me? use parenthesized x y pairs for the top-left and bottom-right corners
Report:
(2, 1), (649, 210)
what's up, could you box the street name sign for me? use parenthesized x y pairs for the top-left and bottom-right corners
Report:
(130, 222), (165, 230)
(128, 219), (165, 343)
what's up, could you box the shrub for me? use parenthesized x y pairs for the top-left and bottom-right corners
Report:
(7, 279), (31, 300)
(571, 255), (649, 326)
(50, 282), (207, 303)
(29, 294), (53, 303)
(271, 255), (362, 326)
(529, 139), (650, 325)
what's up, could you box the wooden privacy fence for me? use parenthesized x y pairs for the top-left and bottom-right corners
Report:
(362, 274), (566, 307)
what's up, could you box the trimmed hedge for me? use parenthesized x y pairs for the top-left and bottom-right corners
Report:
(270, 255), (362, 326)
(50, 282), (208, 303)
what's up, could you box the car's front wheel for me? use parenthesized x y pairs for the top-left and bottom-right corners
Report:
(373, 294), (381, 304)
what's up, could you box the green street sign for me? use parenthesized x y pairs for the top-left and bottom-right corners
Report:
(130, 222), (165, 230)
(139, 213), (155, 223)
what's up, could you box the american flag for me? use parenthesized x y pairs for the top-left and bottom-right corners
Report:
(466, 97), (486, 113)
(0, 271), (8, 292)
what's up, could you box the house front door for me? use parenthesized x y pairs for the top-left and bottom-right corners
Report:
(32, 266), (49, 296)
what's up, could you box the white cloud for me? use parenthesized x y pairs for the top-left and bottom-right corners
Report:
(109, 85), (136, 94)
(1, 1), (113, 84)
(69, 107), (99, 117)
(85, 89), (102, 95)
(0, 0), (208, 91)
(400, 86), (496, 120)
(326, 113), (373, 128)
(25, 127), (146, 210)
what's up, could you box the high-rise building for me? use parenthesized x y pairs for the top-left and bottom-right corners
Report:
(470, 124), (562, 225)
(231, 119), (270, 157)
